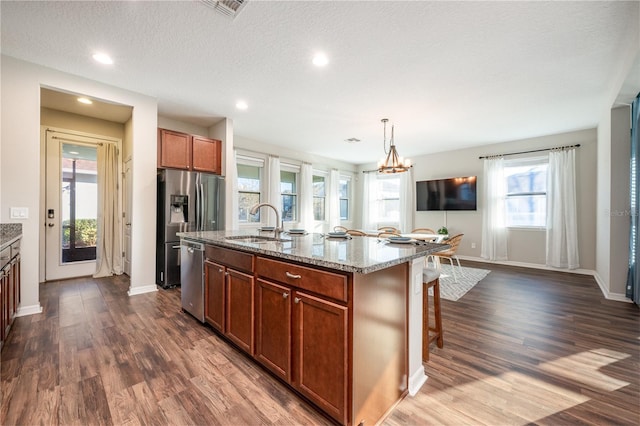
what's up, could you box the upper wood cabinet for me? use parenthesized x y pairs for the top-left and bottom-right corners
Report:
(192, 136), (221, 174)
(158, 128), (221, 174)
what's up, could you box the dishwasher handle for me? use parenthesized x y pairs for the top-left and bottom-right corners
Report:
(181, 240), (204, 252)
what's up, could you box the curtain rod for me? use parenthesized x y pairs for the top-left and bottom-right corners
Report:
(478, 143), (581, 160)
(46, 128), (120, 143)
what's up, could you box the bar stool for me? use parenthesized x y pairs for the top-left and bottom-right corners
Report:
(423, 260), (443, 362)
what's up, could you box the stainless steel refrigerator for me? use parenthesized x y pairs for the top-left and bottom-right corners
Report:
(156, 169), (224, 289)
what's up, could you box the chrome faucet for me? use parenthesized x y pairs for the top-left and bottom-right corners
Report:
(249, 203), (283, 237)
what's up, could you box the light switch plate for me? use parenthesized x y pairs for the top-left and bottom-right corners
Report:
(10, 207), (28, 219)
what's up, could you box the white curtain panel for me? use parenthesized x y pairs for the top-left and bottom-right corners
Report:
(481, 157), (508, 261)
(227, 149), (239, 230)
(546, 149), (579, 269)
(94, 143), (123, 278)
(362, 172), (374, 231)
(399, 168), (414, 232)
(299, 162), (314, 231)
(328, 168), (340, 231)
(268, 155), (281, 228)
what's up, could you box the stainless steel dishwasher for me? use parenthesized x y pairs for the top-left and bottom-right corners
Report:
(180, 239), (205, 322)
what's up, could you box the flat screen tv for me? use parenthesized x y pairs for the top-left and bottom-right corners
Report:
(416, 176), (477, 211)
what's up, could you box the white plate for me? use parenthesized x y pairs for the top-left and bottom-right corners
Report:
(327, 232), (349, 238)
(288, 229), (306, 234)
(260, 227), (275, 231)
(387, 237), (413, 244)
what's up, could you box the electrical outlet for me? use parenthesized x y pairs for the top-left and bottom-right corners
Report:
(10, 207), (28, 219)
(471, 242), (476, 249)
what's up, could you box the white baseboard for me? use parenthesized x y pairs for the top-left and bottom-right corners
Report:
(592, 271), (632, 303)
(16, 303), (43, 317)
(408, 366), (428, 396)
(457, 255), (632, 303)
(127, 284), (158, 296)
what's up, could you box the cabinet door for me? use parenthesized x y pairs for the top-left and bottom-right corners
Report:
(159, 129), (191, 169)
(7, 260), (14, 323)
(192, 136), (221, 174)
(293, 291), (348, 425)
(225, 269), (254, 353)
(0, 269), (6, 341)
(255, 279), (292, 381)
(204, 260), (225, 332)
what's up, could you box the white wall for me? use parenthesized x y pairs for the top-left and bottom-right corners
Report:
(357, 129), (598, 270)
(1, 55), (158, 313)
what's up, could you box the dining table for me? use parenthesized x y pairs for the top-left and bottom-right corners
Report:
(400, 233), (448, 243)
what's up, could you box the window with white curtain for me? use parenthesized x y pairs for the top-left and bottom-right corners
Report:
(339, 176), (351, 221)
(313, 173), (327, 221)
(504, 157), (548, 227)
(372, 175), (401, 227)
(280, 163), (300, 222)
(237, 156), (264, 223)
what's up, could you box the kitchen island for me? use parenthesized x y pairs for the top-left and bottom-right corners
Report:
(177, 230), (446, 425)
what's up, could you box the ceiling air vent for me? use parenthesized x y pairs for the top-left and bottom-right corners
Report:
(200, 0), (248, 18)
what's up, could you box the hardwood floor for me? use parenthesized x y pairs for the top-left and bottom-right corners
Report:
(2, 262), (638, 425)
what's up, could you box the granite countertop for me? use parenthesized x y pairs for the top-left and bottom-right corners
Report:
(1, 223), (22, 250)
(177, 230), (449, 274)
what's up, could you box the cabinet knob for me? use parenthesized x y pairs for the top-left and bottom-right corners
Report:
(218, 269), (223, 273)
(285, 272), (302, 279)
(225, 272), (229, 276)
(283, 293), (289, 299)
(294, 297), (301, 304)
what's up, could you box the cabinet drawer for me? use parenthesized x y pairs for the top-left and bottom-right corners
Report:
(256, 257), (348, 303)
(205, 245), (254, 274)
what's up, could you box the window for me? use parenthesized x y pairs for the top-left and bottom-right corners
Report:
(237, 159), (263, 223)
(339, 176), (350, 221)
(280, 169), (298, 222)
(505, 157), (548, 227)
(373, 175), (400, 226)
(313, 174), (326, 221)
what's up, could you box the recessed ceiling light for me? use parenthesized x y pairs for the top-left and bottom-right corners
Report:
(77, 97), (93, 105)
(69, 151), (80, 155)
(236, 100), (248, 110)
(312, 52), (329, 67)
(92, 52), (113, 65)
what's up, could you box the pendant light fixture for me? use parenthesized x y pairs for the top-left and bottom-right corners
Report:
(377, 118), (412, 174)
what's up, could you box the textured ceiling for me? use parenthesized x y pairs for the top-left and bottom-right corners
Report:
(2, 1), (639, 164)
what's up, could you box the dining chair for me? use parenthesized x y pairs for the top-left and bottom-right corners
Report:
(346, 229), (367, 236)
(378, 226), (399, 233)
(377, 231), (399, 238)
(411, 227), (435, 234)
(433, 233), (464, 281)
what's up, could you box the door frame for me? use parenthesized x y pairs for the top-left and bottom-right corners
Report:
(39, 126), (123, 282)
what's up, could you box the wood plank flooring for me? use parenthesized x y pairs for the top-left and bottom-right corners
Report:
(2, 261), (638, 425)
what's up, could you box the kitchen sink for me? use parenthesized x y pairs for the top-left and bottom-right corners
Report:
(225, 235), (291, 243)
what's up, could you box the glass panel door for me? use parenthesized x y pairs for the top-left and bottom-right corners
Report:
(61, 143), (98, 263)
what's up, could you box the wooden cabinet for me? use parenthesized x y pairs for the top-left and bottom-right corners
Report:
(192, 136), (221, 174)
(158, 128), (221, 174)
(0, 239), (20, 349)
(255, 257), (349, 425)
(204, 245), (255, 353)
(204, 260), (225, 332)
(225, 268), (254, 353)
(255, 279), (292, 381)
(293, 291), (348, 424)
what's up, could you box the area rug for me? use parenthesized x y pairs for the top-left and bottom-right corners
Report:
(430, 264), (491, 301)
